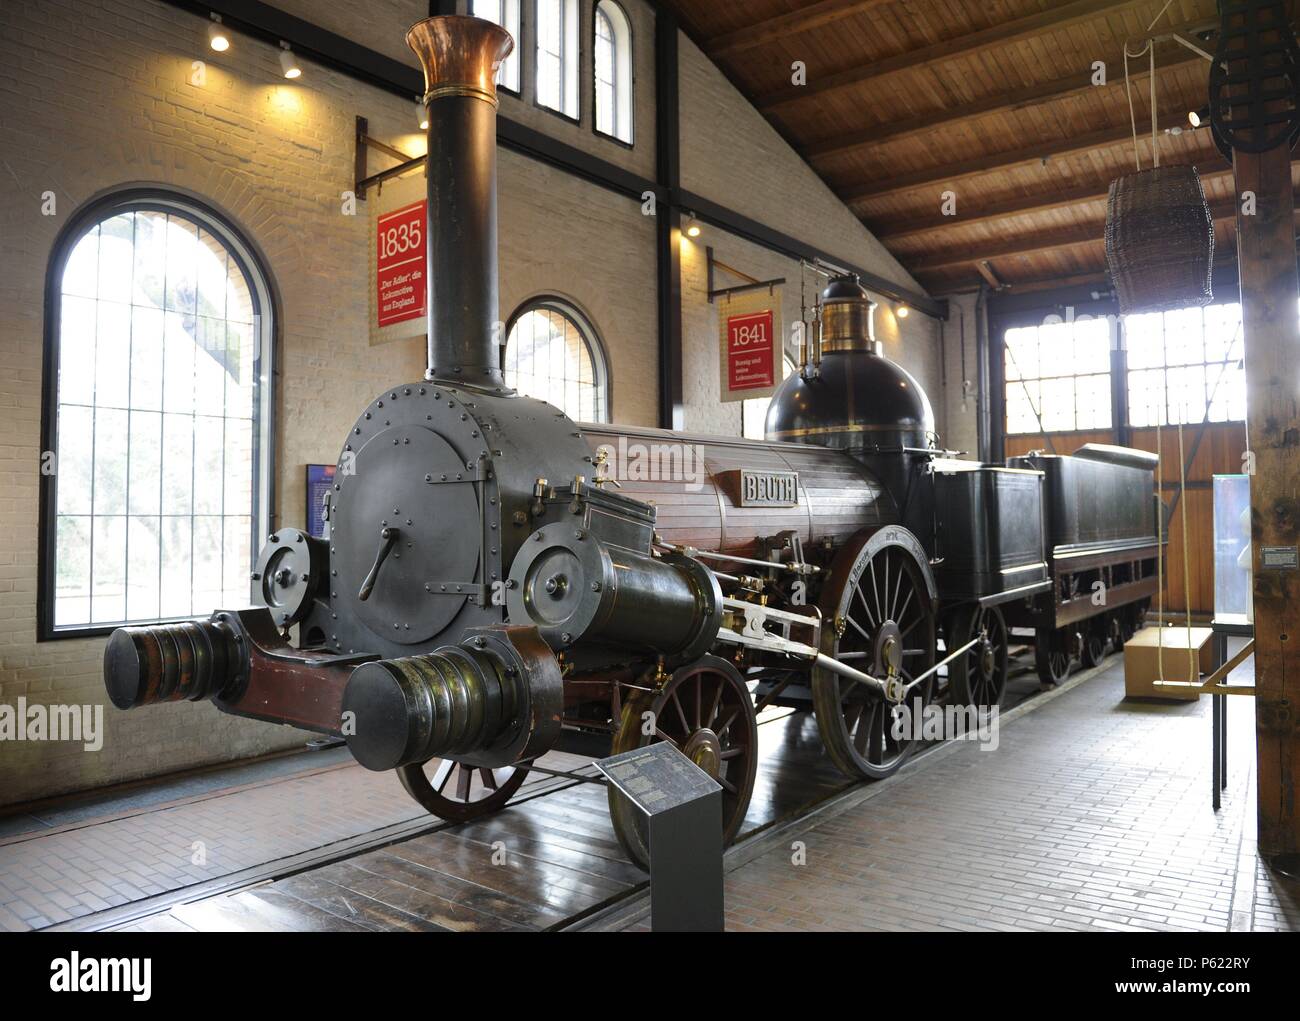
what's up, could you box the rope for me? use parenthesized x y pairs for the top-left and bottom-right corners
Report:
(1157, 406), (1164, 681)
(1121, 0), (1176, 173)
(1146, 0), (1175, 33)
(1150, 42), (1158, 167)
(1177, 419), (1195, 681)
(1123, 40), (1151, 172)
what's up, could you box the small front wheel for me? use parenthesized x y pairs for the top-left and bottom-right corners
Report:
(608, 656), (758, 870)
(396, 759), (529, 823)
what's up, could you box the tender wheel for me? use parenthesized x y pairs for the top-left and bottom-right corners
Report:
(396, 759), (530, 823)
(948, 603), (1009, 710)
(608, 655), (758, 869)
(1109, 611), (1135, 655)
(1080, 620), (1108, 668)
(1034, 627), (1073, 686)
(813, 529), (937, 781)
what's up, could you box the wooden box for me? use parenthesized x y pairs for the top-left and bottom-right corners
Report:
(1123, 625), (1214, 701)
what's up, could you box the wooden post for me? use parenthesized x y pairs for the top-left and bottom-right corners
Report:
(1233, 139), (1300, 861)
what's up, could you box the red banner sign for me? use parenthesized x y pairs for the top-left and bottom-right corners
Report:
(376, 200), (426, 327)
(725, 309), (776, 392)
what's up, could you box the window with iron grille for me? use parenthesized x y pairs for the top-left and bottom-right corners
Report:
(1125, 303), (1246, 427)
(1003, 316), (1113, 435)
(502, 299), (608, 423)
(40, 194), (273, 638)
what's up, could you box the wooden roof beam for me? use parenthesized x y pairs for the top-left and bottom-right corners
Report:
(840, 123), (1222, 205)
(974, 260), (1004, 290)
(705, 0), (895, 60)
(756, 0), (1154, 111)
(907, 194), (1297, 273)
(802, 42), (1204, 164)
(872, 163), (1234, 241)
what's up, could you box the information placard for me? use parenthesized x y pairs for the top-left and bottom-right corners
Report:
(718, 288), (782, 403)
(376, 199), (426, 328)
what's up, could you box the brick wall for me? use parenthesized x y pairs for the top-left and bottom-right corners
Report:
(938, 291), (984, 459)
(676, 34), (946, 437)
(0, 0), (943, 805)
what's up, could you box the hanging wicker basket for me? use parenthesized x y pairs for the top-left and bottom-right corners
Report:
(1104, 165), (1215, 315)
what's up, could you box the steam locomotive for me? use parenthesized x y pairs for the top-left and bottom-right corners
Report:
(101, 15), (1162, 867)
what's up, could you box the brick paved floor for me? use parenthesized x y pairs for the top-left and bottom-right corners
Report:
(0, 757), (430, 931)
(5, 647), (1298, 934)
(710, 651), (1300, 932)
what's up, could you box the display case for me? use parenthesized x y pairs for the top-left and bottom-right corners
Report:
(1212, 473), (1252, 623)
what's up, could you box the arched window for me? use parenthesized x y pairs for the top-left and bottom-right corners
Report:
(594, 1), (633, 144)
(40, 193), (274, 637)
(503, 299), (608, 422)
(471, 0), (520, 93)
(536, 0), (579, 119)
(742, 355), (797, 440)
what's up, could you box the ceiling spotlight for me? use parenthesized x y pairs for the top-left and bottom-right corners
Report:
(416, 100), (429, 131)
(895, 302), (909, 319)
(207, 15), (230, 52)
(684, 215), (701, 238)
(279, 44), (302, 79)
(1189, 106), (1209, 128)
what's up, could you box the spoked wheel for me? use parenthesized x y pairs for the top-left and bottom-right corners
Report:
(608, 655), (758, 869)
(1080, 619), (1109, 668)
(1034, 627), (1074, 687)
(813, 529), (937, 781)
(948, 603), (1009, 711)
(396, 759), (530, 823)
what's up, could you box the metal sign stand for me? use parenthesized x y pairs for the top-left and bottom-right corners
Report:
(596, 743), (725, 932)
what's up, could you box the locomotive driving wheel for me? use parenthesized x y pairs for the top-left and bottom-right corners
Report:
(813, 529), (937, 781)
(947, 603), (1009, 710)
(396, 759), (530, 823)
(608, 656), (758, 869)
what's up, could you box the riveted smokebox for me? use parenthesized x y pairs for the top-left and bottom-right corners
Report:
(407, 15), (514, 387)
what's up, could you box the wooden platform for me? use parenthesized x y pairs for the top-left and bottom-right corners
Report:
(115, 653), (1052, 932)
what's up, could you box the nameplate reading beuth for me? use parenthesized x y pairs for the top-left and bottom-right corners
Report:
(716, 469), (800, 508)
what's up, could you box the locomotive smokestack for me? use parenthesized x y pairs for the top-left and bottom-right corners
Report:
(406, 15), (513, 387)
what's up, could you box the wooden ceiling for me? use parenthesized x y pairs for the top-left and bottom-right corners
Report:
(663, 0), (1300, 296)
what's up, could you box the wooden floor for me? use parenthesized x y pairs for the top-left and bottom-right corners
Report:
(118, 651), (1053, 932)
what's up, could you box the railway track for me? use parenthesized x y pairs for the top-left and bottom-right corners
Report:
(53, 645), (1087, 933)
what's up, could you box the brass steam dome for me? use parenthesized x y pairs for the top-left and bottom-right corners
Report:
(765, 275), (934, 459)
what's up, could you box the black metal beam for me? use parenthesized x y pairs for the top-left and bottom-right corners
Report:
(678, 189), (946, 320)
(655, 8), (685, 429)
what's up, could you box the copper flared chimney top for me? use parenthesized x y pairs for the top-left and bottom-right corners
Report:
(406, 15), (514, 107)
